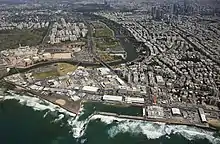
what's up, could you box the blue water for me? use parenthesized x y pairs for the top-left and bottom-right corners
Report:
(0, 94), (219, 144)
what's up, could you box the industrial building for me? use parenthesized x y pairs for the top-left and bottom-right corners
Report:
(143, 108), (146, 116)
(82, 86), (99, 93)
(23, 58), (32, 65)
(147, 106), (164, 119)
(97, 67), (110, 75)
(198, 108), (207, 123)
(156, 75), (165, 85)
(102, 95), (123, 102)
(43, 53), (52, 59)
(171, 108), (181, 115)
(125, 97), (144, 104)
(52, 53), (72, 59)
(118, 86), (127, 94)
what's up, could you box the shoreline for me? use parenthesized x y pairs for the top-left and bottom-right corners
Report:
(2, 81), (219, 132)
(95, 111), (217, 132)
(3, 81), (81, 115)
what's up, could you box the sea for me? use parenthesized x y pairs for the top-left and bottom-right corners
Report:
(0, 90), (220, 144)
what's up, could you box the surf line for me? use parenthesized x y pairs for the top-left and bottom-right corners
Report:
(4, 80), (81, 115)
(3, 80), (219, 132)
(94, 111), (217, 132)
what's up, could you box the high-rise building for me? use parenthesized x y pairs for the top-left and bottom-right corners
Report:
(151, 6), (163, 21)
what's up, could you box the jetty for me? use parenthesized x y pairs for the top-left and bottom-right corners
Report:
(96, 112), (217, 131)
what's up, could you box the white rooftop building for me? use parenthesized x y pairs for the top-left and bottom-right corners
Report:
(147, 106), (164, 119)
(125, 97), (144, 104)
(171, 108), (181, 115)
(156, 75), (165, 85)
(102, 95), (123, 102)
(82, 86), (99, 93)
(198, 108), (207, 122)
(97, 67), (110, 75)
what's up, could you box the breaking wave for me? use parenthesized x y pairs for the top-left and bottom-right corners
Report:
(0, 90), (76, 117)
(1, 90), (220, 144)
(107, 118), (220, 144)
(66, 112), (220, 144)
(70, 114), (220, 144)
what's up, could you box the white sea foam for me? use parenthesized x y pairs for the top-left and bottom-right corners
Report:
(108, 120), (166, 139)
(90, 114), (125, 124)
(80, 138), (87, 144)
(0, 91), (76, 117)
(67, 113), (220, 144)
(67, 105), (91, 138)
(1, 91), (220, 143)
(106, 118), (220, 144)
(66, 113), (220, 144)
(0, 91), (86, 138)
(43, 111), (50, 118)
(53, 114), (65, 123)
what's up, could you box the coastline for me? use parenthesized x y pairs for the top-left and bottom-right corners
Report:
(95, 111), (217, 132)
(3, 81), (81, 115)
(2, 80), (219, 132)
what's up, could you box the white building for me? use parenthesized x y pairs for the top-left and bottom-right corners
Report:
(102, 95), (123, 102)
(147, 106), (164, 119)
(198, 108), (207, 122)
(82, 86), (99, 93)
(171, 108), (181, 115)
(156, 75), (165, 85)
(97, 67), (110, 75)
(52, 53), (72, 59)
(23, 58), (32, 64)
(125, 97), (144, 104)
(43, 53), (52, 59)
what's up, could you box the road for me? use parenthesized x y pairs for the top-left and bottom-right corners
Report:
(41, 21), (54, 44)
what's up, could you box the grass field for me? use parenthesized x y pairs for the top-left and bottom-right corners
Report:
(57, 63), (77, 76)
(32, 63), (77, 79)
(92, 21), (114, 38)
(0, 28), (47, 50)
(92, 21), (120, 51)
(32, 70), (59, 79)
(96, 38), (119, 51)
(92, 21), (122, 61)
(94, 27), (113, 38)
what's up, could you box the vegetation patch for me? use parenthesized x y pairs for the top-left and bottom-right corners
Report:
(92, 21), (121, 53)
(32, 63), (77, 79)
(57, 63), (77, 76)
(94, 27), (113, 38)
(0, 28), (47, 50)
(32, 70), (59, 79)
(96, 38), (119, 51)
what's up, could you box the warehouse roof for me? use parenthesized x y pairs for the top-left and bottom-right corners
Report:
(171, 108), (181, 115)
(125, 97), (144, 103)
(156, 75), (164, 84)
(82, 86), (99, 92)
(103, 95), (123, 102)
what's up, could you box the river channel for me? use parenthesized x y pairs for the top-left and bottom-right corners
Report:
(3, 15), (140, 78)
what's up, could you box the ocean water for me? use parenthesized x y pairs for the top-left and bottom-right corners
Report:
(0, 91), (220, 144)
